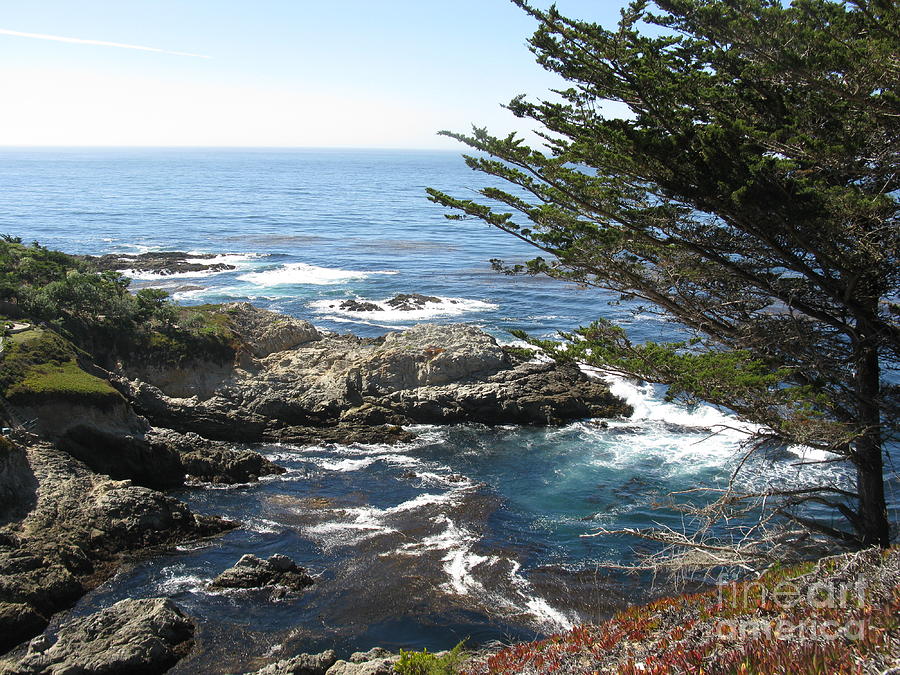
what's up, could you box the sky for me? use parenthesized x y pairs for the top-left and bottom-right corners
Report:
(0, 0), (629, 149)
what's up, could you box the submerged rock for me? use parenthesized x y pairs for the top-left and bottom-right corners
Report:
(1, 598), (194, 674)
(209, 554), (314, 594)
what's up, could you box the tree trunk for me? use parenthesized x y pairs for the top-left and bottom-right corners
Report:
(853, 334), (890, 548)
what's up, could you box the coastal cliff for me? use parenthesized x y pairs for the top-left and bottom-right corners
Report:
(112, 303), (630, 444)
(0, 295), (632, 661)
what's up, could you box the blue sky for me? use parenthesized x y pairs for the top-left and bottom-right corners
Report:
(0, 0), (629, 148)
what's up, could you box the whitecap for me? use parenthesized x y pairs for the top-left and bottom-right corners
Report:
(155, 567), (207, 595)
(316, 456), (378, 472)
(238, 263), (397, 287)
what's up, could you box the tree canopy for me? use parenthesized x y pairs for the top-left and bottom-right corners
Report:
(428, 0), (898, 548)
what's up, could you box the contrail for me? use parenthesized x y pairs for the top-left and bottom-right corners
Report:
(0, 28), (210, 58)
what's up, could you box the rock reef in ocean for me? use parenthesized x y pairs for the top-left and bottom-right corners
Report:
(334, 293), (445, 313)
(83, 251), (237, 277)
(209, 553), (314, 595)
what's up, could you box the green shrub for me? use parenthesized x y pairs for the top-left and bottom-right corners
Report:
(394, 642), (466, 675)
(134, 304), (238, 366)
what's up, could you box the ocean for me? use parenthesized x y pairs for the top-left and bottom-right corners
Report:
(0, 148), (890, 672)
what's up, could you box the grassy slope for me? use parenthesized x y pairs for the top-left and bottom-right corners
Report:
(0, 329), (121, 407)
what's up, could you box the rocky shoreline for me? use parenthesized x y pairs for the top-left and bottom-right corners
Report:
(0, 301), (632, 672)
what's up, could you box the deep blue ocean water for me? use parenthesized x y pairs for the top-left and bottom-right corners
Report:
(1, 148), (895, 672)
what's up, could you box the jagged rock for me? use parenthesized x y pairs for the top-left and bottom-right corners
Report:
(209, 554), (314, 594)
(0, 440), (233, 653)
(333, 294), (444, 313)
(0, 598), (194, 674)
(146, 428), (284, 484)
(246, 650), (337, 675)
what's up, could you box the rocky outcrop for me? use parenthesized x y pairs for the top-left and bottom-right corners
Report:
(226, 302), (322, 358)
(343, 360), (628, 426)
(116, 308), (631, 444)
(16, 397), (148, 443)
(53, 426), (284, 489)
(1, 598), (194, 674)
(209, 554), (314, 595)
(0, 439), (233, 653)
(0, 439), (34, 520)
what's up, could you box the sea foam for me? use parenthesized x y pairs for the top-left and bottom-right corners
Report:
(237, 263), (397, 286)
(309, 295), (497, 322)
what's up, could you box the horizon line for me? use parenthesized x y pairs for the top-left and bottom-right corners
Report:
(0, 144), (463, 152)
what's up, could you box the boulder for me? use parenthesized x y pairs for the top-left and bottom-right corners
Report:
(247, 650), (338, 675)
(209, 554), (314, 594)
(226, 303), (321, 358)
(1, 598), (194, 674)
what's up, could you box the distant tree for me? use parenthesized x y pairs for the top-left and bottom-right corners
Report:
(429, 0), (898, 548)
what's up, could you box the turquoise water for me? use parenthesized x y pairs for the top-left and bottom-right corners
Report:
(1, 148), (892, 672)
